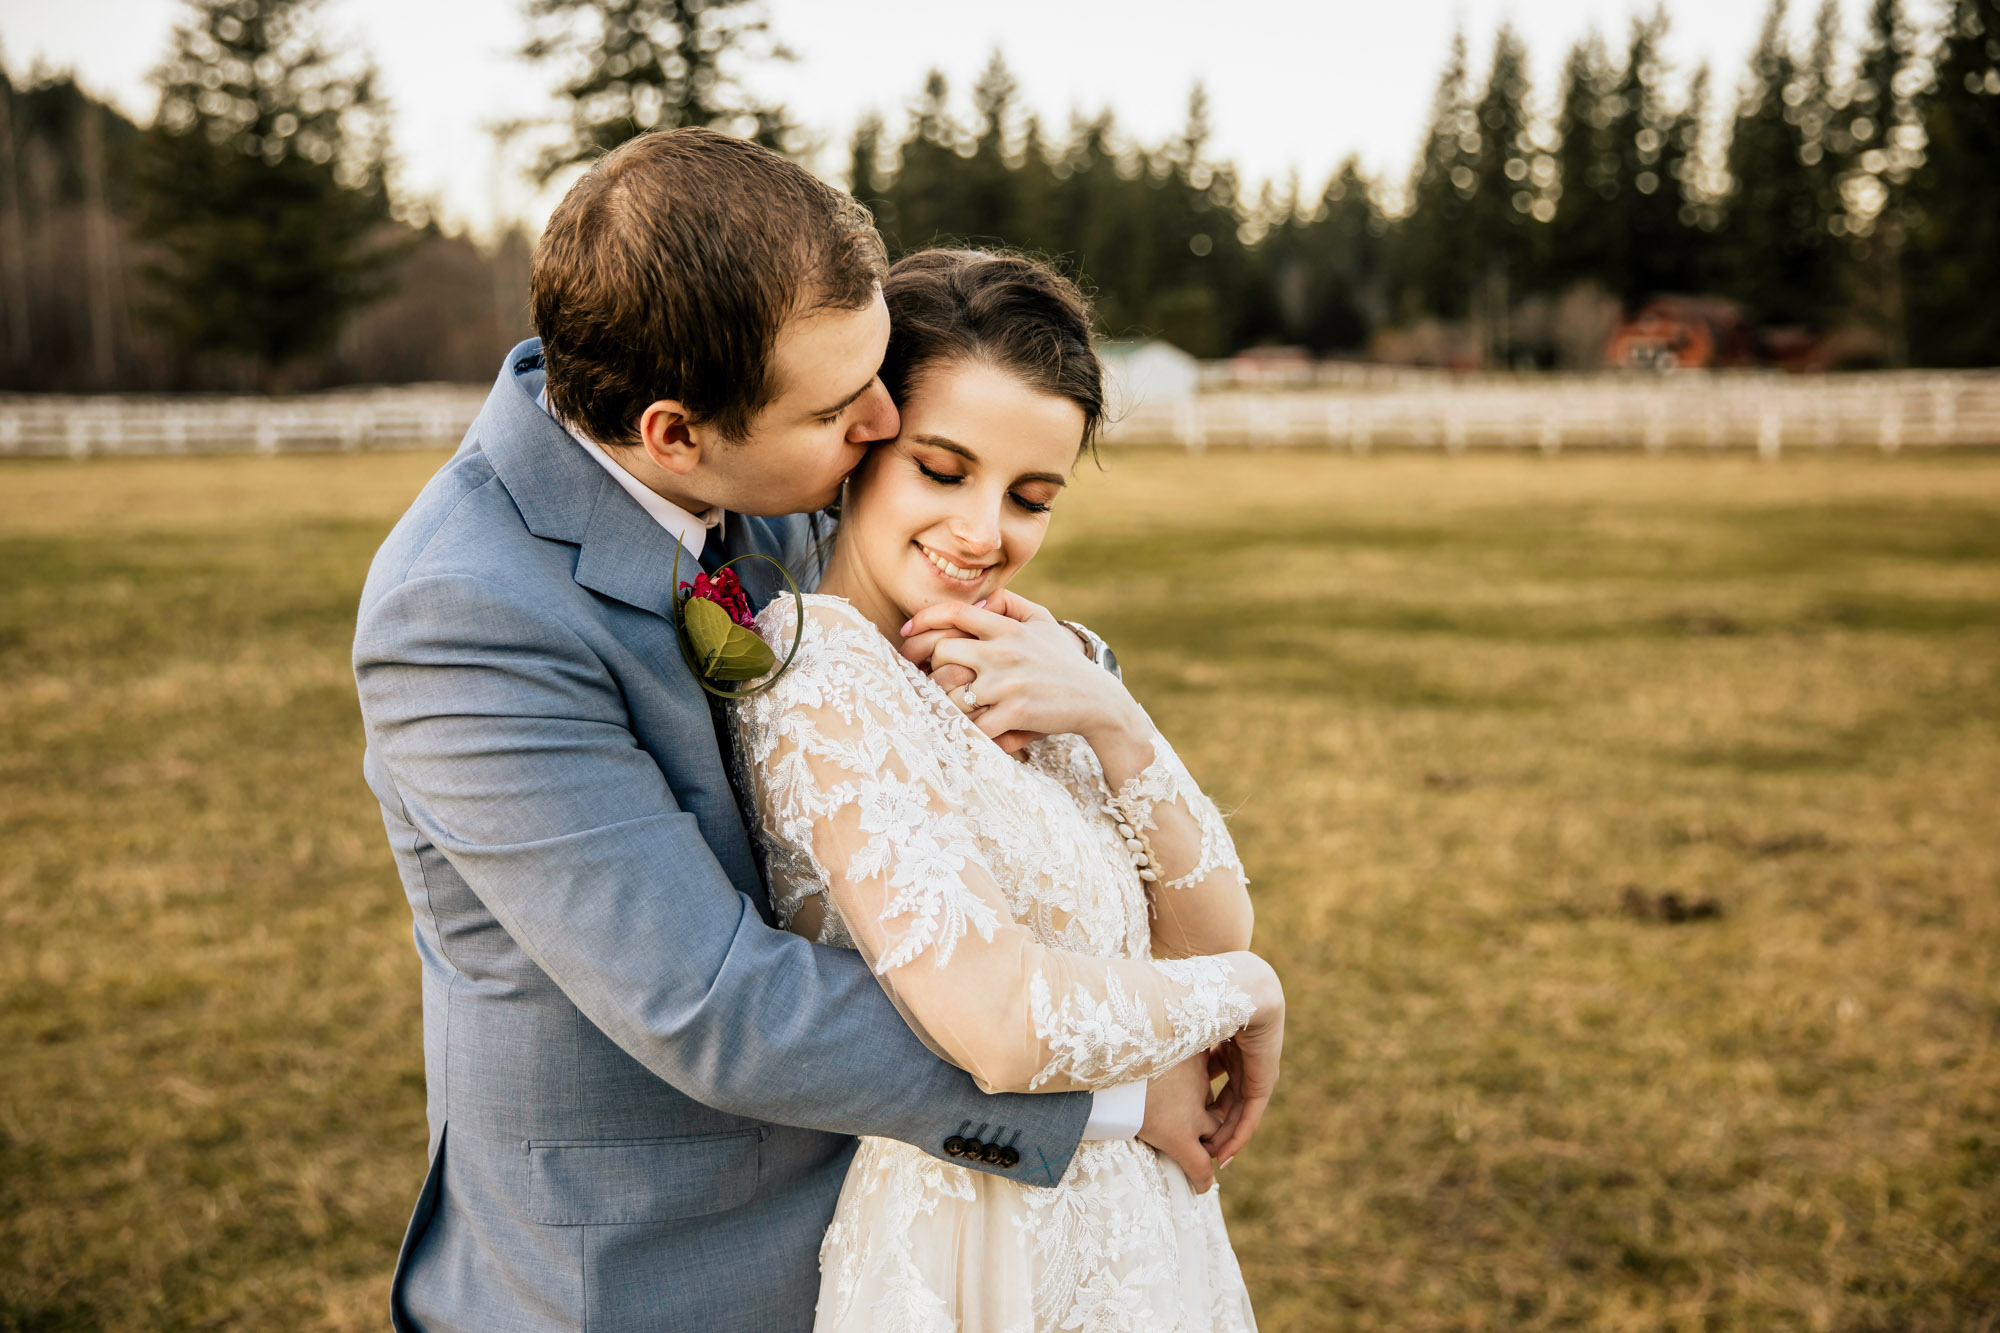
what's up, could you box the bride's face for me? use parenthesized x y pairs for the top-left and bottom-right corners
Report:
(837, 358), (1084, 621)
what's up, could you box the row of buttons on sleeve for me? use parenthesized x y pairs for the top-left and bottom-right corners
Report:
(943, 1121), (1020, 1168)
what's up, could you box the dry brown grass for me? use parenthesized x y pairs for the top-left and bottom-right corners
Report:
(3, 449), (1997, 1330)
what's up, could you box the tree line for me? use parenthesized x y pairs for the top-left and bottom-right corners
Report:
(853, 0), (1996, 367)
(1, 0), (1994, 393)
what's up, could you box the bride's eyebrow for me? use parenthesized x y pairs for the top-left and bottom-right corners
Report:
(910, 433), (977, 462)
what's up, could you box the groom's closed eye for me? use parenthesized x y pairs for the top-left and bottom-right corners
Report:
(808, 378), (879, 424)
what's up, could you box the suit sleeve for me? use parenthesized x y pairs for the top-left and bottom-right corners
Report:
(353, 572), (1091, 1181)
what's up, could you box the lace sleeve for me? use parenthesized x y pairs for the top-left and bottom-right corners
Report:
(1106, 729), (1253, 959)
(735, 598), (1255, 1094)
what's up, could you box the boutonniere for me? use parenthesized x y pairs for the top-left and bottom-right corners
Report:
(670, 542), (806, 699)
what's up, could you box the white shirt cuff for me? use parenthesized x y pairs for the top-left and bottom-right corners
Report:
(1080, 1079), (1147, 1141)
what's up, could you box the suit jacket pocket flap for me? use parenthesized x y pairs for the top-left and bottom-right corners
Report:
(524, 1130), (760, 1225)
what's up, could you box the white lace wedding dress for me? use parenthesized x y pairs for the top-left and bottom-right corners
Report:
(731, 594), (1260, 1333)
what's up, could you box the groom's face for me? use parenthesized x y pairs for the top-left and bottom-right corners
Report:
(696, 289), (899, 516)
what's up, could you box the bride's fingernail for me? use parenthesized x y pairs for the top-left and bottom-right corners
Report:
(1220, 1155), (1235, 1169)
(899, 619), (913, 635)
(973, 599), (987, 609)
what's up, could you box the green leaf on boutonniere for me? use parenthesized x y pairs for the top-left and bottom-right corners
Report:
(670, 538), (807, 700)
(682, 594), (777, 680)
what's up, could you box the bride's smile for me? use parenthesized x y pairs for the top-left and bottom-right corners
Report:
(820, 358), (1082, 640)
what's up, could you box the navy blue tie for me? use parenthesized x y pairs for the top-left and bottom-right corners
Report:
(696, 533), (726, 575)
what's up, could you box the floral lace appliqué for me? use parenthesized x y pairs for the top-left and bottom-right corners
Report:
(1114, 735), (1248, 893)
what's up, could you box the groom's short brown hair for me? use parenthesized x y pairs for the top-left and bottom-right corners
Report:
(532, 128), (887, 446)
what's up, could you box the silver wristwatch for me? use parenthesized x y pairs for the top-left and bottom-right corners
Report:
(1059, 619), (1121, 681)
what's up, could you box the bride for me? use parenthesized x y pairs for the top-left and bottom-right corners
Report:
(730, 249), (1286, 1333)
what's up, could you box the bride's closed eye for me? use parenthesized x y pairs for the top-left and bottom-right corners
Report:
(915, 455), (1055, 514)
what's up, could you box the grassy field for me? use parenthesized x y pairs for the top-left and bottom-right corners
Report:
(2, 448), (1996, 1330)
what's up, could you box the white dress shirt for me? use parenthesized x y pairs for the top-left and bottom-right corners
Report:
(540, 392), (1145, 1143)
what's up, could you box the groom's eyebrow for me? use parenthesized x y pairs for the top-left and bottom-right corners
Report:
(806, 379), (876, 419)
(913, 434), (1066, 488)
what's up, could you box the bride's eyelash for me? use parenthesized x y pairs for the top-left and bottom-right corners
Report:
(916, 458), (1050, 514)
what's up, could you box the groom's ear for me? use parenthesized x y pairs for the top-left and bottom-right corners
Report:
(637, 399), (703, 476)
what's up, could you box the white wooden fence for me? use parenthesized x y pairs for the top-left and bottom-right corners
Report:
(2, 371), (1996, 461)
(0, 384), (490, 459)
(1103, 369), (2000, 454)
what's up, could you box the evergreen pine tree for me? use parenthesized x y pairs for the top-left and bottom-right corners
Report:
(1668, 64), (1719, 240)
(1294, 157), (1383, 351)
(881, 70), (967, 251)
(962, 51), (1022, 243)
(845, 110), (896, 246)
(1465, 25), (1535, 352)
(1603, 11), (1694, 304)
(1722, 0), (1834, 327)
(522, 0), (794, 175)
(1833, 0), (1916, 362)
(1904, 0), (2000, 364)
(1797, 1), (1847, 285)
(1396, 28), (1477, 320)
(1548, 33), (1615, 296)
(135, 0), (398, 386)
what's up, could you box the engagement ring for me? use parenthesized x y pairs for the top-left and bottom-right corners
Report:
(961, 688), (978, 709)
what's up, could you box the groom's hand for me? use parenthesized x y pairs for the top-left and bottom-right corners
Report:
(1138, 1052), (1226, 1194)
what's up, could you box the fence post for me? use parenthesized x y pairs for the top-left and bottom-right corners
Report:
(1173, 398), (1205, 453)
(1877, 396), (1903, 455)
(1323, 399), (1347, 451)
(1757, 406), (1782, 460)
(67, 409), (90, 460)
(1934, 381), (1959, 446)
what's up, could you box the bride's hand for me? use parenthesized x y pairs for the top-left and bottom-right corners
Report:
(1205, 954), (1285, 1168)
(900, 592), (1147, 760)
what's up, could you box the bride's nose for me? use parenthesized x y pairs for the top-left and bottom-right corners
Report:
(948, 497), (1004, 560)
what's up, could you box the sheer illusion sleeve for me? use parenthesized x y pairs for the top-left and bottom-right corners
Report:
(737, 599), (1255, 1095)
(1105, 729), (1253, 959)
(1024, 722), (1253, 961)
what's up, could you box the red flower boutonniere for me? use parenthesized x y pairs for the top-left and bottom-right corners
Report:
(670, 542), (806, 699)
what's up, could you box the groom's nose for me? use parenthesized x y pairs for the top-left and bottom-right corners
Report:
(846, 378), (899, 446)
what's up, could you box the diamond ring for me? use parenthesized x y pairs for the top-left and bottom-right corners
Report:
(961, 688), (978, 709)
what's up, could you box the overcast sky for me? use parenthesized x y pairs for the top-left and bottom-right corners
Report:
(2, 0), (1929, 239)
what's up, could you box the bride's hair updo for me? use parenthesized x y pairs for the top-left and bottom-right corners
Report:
(878, 249), (1105, 450)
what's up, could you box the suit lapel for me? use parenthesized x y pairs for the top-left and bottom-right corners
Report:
(479, 342), (772, 918)
(571, 481), (701, 621)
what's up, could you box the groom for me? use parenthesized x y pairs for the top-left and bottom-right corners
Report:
(354, 128), (1220, 1332)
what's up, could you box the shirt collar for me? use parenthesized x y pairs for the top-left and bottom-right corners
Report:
(537, 388), (724, 560)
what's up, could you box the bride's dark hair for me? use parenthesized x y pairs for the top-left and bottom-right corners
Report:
(877, 249), (1105, 450)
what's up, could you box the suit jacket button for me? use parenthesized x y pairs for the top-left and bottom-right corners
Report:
(981, 1142), (1004, 1165)
(944, 1136), (967, 1157)
(999, 1146), (1020, 1168)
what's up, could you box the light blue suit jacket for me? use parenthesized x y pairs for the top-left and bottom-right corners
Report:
(353, 342), (1091, 1332)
